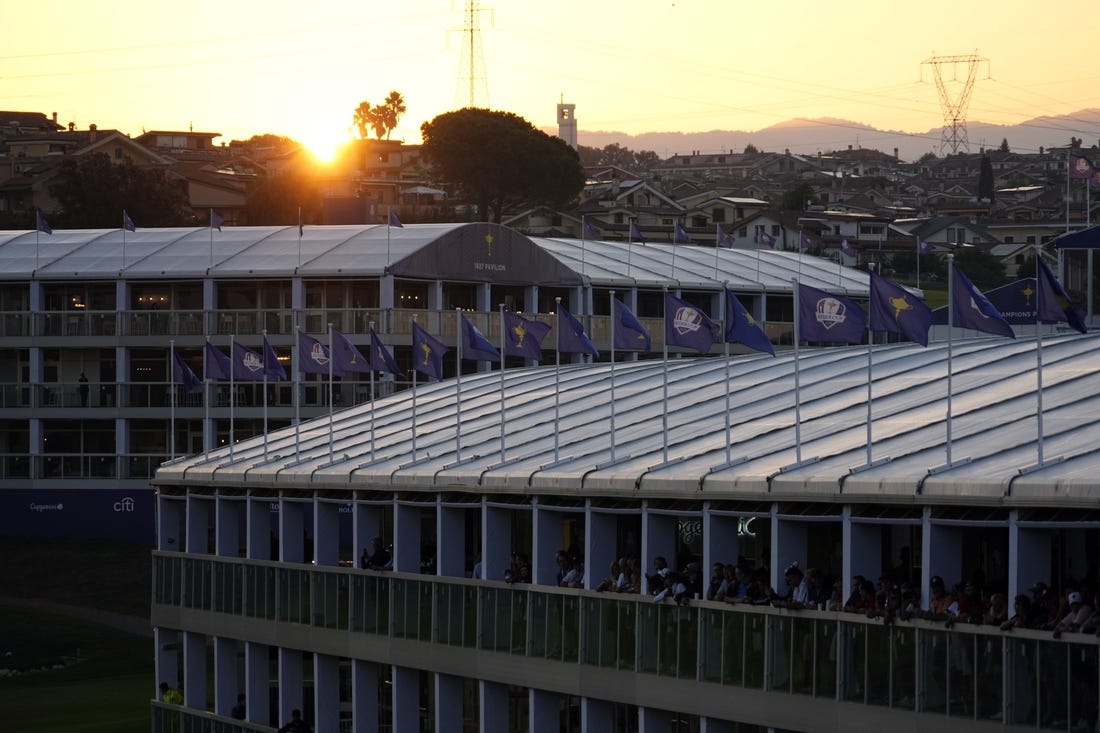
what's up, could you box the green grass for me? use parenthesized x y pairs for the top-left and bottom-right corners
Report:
(0, 538), (154, 733)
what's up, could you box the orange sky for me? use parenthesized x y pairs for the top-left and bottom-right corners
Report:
(5, 1), (1099, 159)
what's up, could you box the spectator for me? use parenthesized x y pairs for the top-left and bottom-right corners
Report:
(843, 575), (867, 612)
(278, 708), (313, 733)
(646, 556), (670, 594)
(1055, 591), (1093, 634)
(804, 568), (830, 609)
(706, 562), (726, 600)
(561, 559), (584, 588)
(364, 537), (390, 570)
(916, 576), (955, 622)
(516, 562), (532, 583)
(986, 593), (1009, 626)
(1001, 594), (1035, 631)
(159, 681), (182, 705)
(1030, 582), (1059, 628)
(554, 550), (574, 586)
(231, 693), (246, 720)
(776, 563), (810, 609)
(595, 560), (623, 592)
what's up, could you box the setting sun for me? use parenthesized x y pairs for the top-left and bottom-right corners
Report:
(302, 126), (353, 164)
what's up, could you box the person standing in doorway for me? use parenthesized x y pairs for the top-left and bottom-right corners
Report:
(78, 372), (89, 407)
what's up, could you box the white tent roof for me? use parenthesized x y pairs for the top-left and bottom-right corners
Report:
(157, 333), (1100, 506)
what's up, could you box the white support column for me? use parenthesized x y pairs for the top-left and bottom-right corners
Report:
(354, 502), (385, 567)
(213, 637), (238, 717)
(772, 513), (808, 591)
(154, 627), (180, 691)
(247, 497), (272, 560)
(245, 642), (270, 726)
(482, 503), (513, 582)
(438, 503), (466, 577)
(158, 497), (185, 552)
(279, 499), (305, 563)
(641, 505), (676, 594)
(215, 496), (241, 557)
(183, 631), (206, 709)
(703, 508), (740, 582)
(1009, 510), (1050, 604)
(352, 660), (379, 733)
(314, 500), (340, 566)
(313, 653), (340, 733)
(581, 698), (612, 731)
(529, 689), (559, 733)
(533, 505), (563, 585)
(379, 275), (395, 311)
(278, 648), (303, 725)
(844, 508), (880, 602)
(926, 522), (962, 597)
(479, 680), (508, 733)
(585, 507), (616, 591)
(392, 665), (419, 733)
(435, 672), (464, 733)
(186, 496), (211, 554)
(394, 502), (422, 573)
(427, 280), (444, 311)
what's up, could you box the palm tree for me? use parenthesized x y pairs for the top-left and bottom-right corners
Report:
(353, 102), (373, 139)
(382, 90), (406, 140)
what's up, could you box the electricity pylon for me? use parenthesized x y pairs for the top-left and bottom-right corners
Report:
(453, 0), (492, 109)
(920, 53), (990, 156)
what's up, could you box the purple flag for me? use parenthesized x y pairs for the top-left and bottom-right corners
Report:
(504, 312), (551, 361)
(951, 268), (1015, 338)
(557, 306), (598, 357)
(1036, 258), (1087, 333)
(664, 293), (719, 353)
(757, 231), (775, 248)
(204, 341), (231, 381)
(717, 224), (735, 249)
(797, 283), (866, 344)
(1069, 154), (1096, 179)
(725, 291), (775, 356)
(411, 321), (447, 381)
(210, 210), (224, 231)
(232, 342), (269, 381)
(459, 314), (500, 361)
(36, 212), (52, 235)
(123, 211), (136, 232)
(369, 327), (404, 377)
(674, 222), (692, 244)
(298, 331), (343, 376)
(172, 350), (203, 394)
(388, 209), (404, 228)
(840, 238), (854, 256)
(263, 336), (287, 380)
(613, 299), (651, 351)
(332, 330), (371, 373)
(629, 219), (645, 244)
(799, 232), (814, 251)
(582, 216), (598, 238)
(869, 272), (933, 347)
(918, 239), (932, 254)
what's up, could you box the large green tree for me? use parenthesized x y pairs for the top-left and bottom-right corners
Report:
(978, 154), (995, 203)
(47, 154), (191, 227)
(779, 182), (818, 211)
(420, 108), (585, 223)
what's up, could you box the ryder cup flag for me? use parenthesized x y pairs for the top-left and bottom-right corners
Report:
(797, 283), (866, 344)
(204, 341), (231, 381)
(369, 327), (404, 376)
(173, 351), (204, 394)
(411, 321), (447, 380)
(459, 314), (500, 361)
(332, 330), (371, 373)
(613, 299), (652, 351)
(232, 342), (269, 381)
(725, 291), (775, 356)
(869, 272), (933, 347)
(504, 312), (551, 361)
(1036, 258), (1088, 334)
(262, 336), (287, 380)
(664, 293), (718, 353)
(298, 331), (340, 375)
(557, 306), (599, 357)
(952, 268), (1015, 338)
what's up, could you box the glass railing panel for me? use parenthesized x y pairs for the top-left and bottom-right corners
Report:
(789, 616), (815, 696)
(1005, 637), (1038, 725)
(462, 585), (477, 648)
(767, 615), (792, 693)
(864, 622), (891, 706)
(544, 594), (566, 661)
(510, 589), (528, 655)
(1066, 643), (1096, 732)
(744, 612), (766, 689)
(213, 562), (229, 614)
(701, 609), (723, 682)
(392, 578), (412, 639)
(418, 580), (433, 641)
(947, 632), (976, 718)
(1037, 639), (1068, 730)
(350, 575), (369, 633)
(638, 603), (659, 675)
(581, 597), (602, 666)
(434, 583), (456, 645)
(675, 606), (698, 680)
(839, 622), (866, 703)
(814, 618), (837, 699)
(722, 610), (745, 686)
(562, 595), (579, 663)
(889, 624), (915, 710)
(918, 628), (948, 714)
(617, 600), (636, 672)
(528, 592), (547, 658)
(974, 633), (1003, 722)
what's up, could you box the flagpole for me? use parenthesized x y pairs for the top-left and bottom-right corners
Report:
(209, 208), (214, 270)
(369, 321), (377, 462)
(792, 279), (803, 464)
(722, 286), (732, 465)
(386, 207), (392, 265)
(35, 212), (41, 273)
(865, 270), (874, 467)
(229, 334), (236, 460)
(411, 315), (419, 461)
(455, 308), (463, 462)
(327, 323), (334, 464)
(170, 340), (177, 461)
(1035, 247), (1046, 466)
(671, 229), (677, 281)
(122, 211), (128, 270)
(609, 290), (617, 463)
(946, 255), (955, 467)
(714, 224), (721, 281)
(202, 340), (210, 457)
(294, 326), (301, 462)
(661, 286), (670, 464)
(916, 237), (921, 291)
(262, 329), (269, 462)
(297, 206), (303, 270)
(498, 305), (507, 460)
(554, 299), (562, 463)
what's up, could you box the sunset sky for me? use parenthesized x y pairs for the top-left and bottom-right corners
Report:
(5, 1), (1099, 158)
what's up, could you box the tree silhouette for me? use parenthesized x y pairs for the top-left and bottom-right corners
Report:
(421, 108), (585, 223)
(47, 154), (191, 227)
(352, 91), (407, 140)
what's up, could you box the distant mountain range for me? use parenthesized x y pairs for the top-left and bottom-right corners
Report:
(566, 110), (1100, 163)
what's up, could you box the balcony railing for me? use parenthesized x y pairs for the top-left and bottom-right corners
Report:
(151, 701), (274, 733)
(154, 552), (1100, 729)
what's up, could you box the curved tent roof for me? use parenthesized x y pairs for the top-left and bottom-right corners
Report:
(157, 332), (1100, 507)
(0, 223), (872, 295)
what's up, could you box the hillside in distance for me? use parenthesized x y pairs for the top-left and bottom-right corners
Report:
(568, 110), (1100, 163)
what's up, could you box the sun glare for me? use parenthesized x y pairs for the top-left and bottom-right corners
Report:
(302, 127), (349, 163)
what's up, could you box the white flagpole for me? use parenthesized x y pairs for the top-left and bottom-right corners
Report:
(229, 334), (236, 460)
(262, 329), (269, 462)
(411, 315), (419, 461)
(580, 217), (587, 276)
(865, 269), (874, 467)
(327, 323), (334, 464)
(209, 208), (215, 270)
(946, 255), (955, 467)
(297, 206), (303, 270)
(714, 223), (721, 281)
(609, 290), (617, 462)
(122, 211), (128, 270)
(455, 308), (463, 462)
(386, 207), (392, 265)
(916, 238), (922, 291)
(499, 304), (506, 461)
(1035, 248), (1046, 466)
(671, 230), (677, 281)
(661, 286), (670, 464)
(722, 286), (732, 465)
(791, 279), (803, 464)
(170, 339), (177, 461)
(294, 326), (301, 462)
(554, 299), (562, 463)
(202, 341), (210, 457)
(369, 321), (377, 462)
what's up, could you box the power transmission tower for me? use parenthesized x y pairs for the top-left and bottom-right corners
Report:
(453, 1), (492, 109)
(920, 53), (990, 156)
